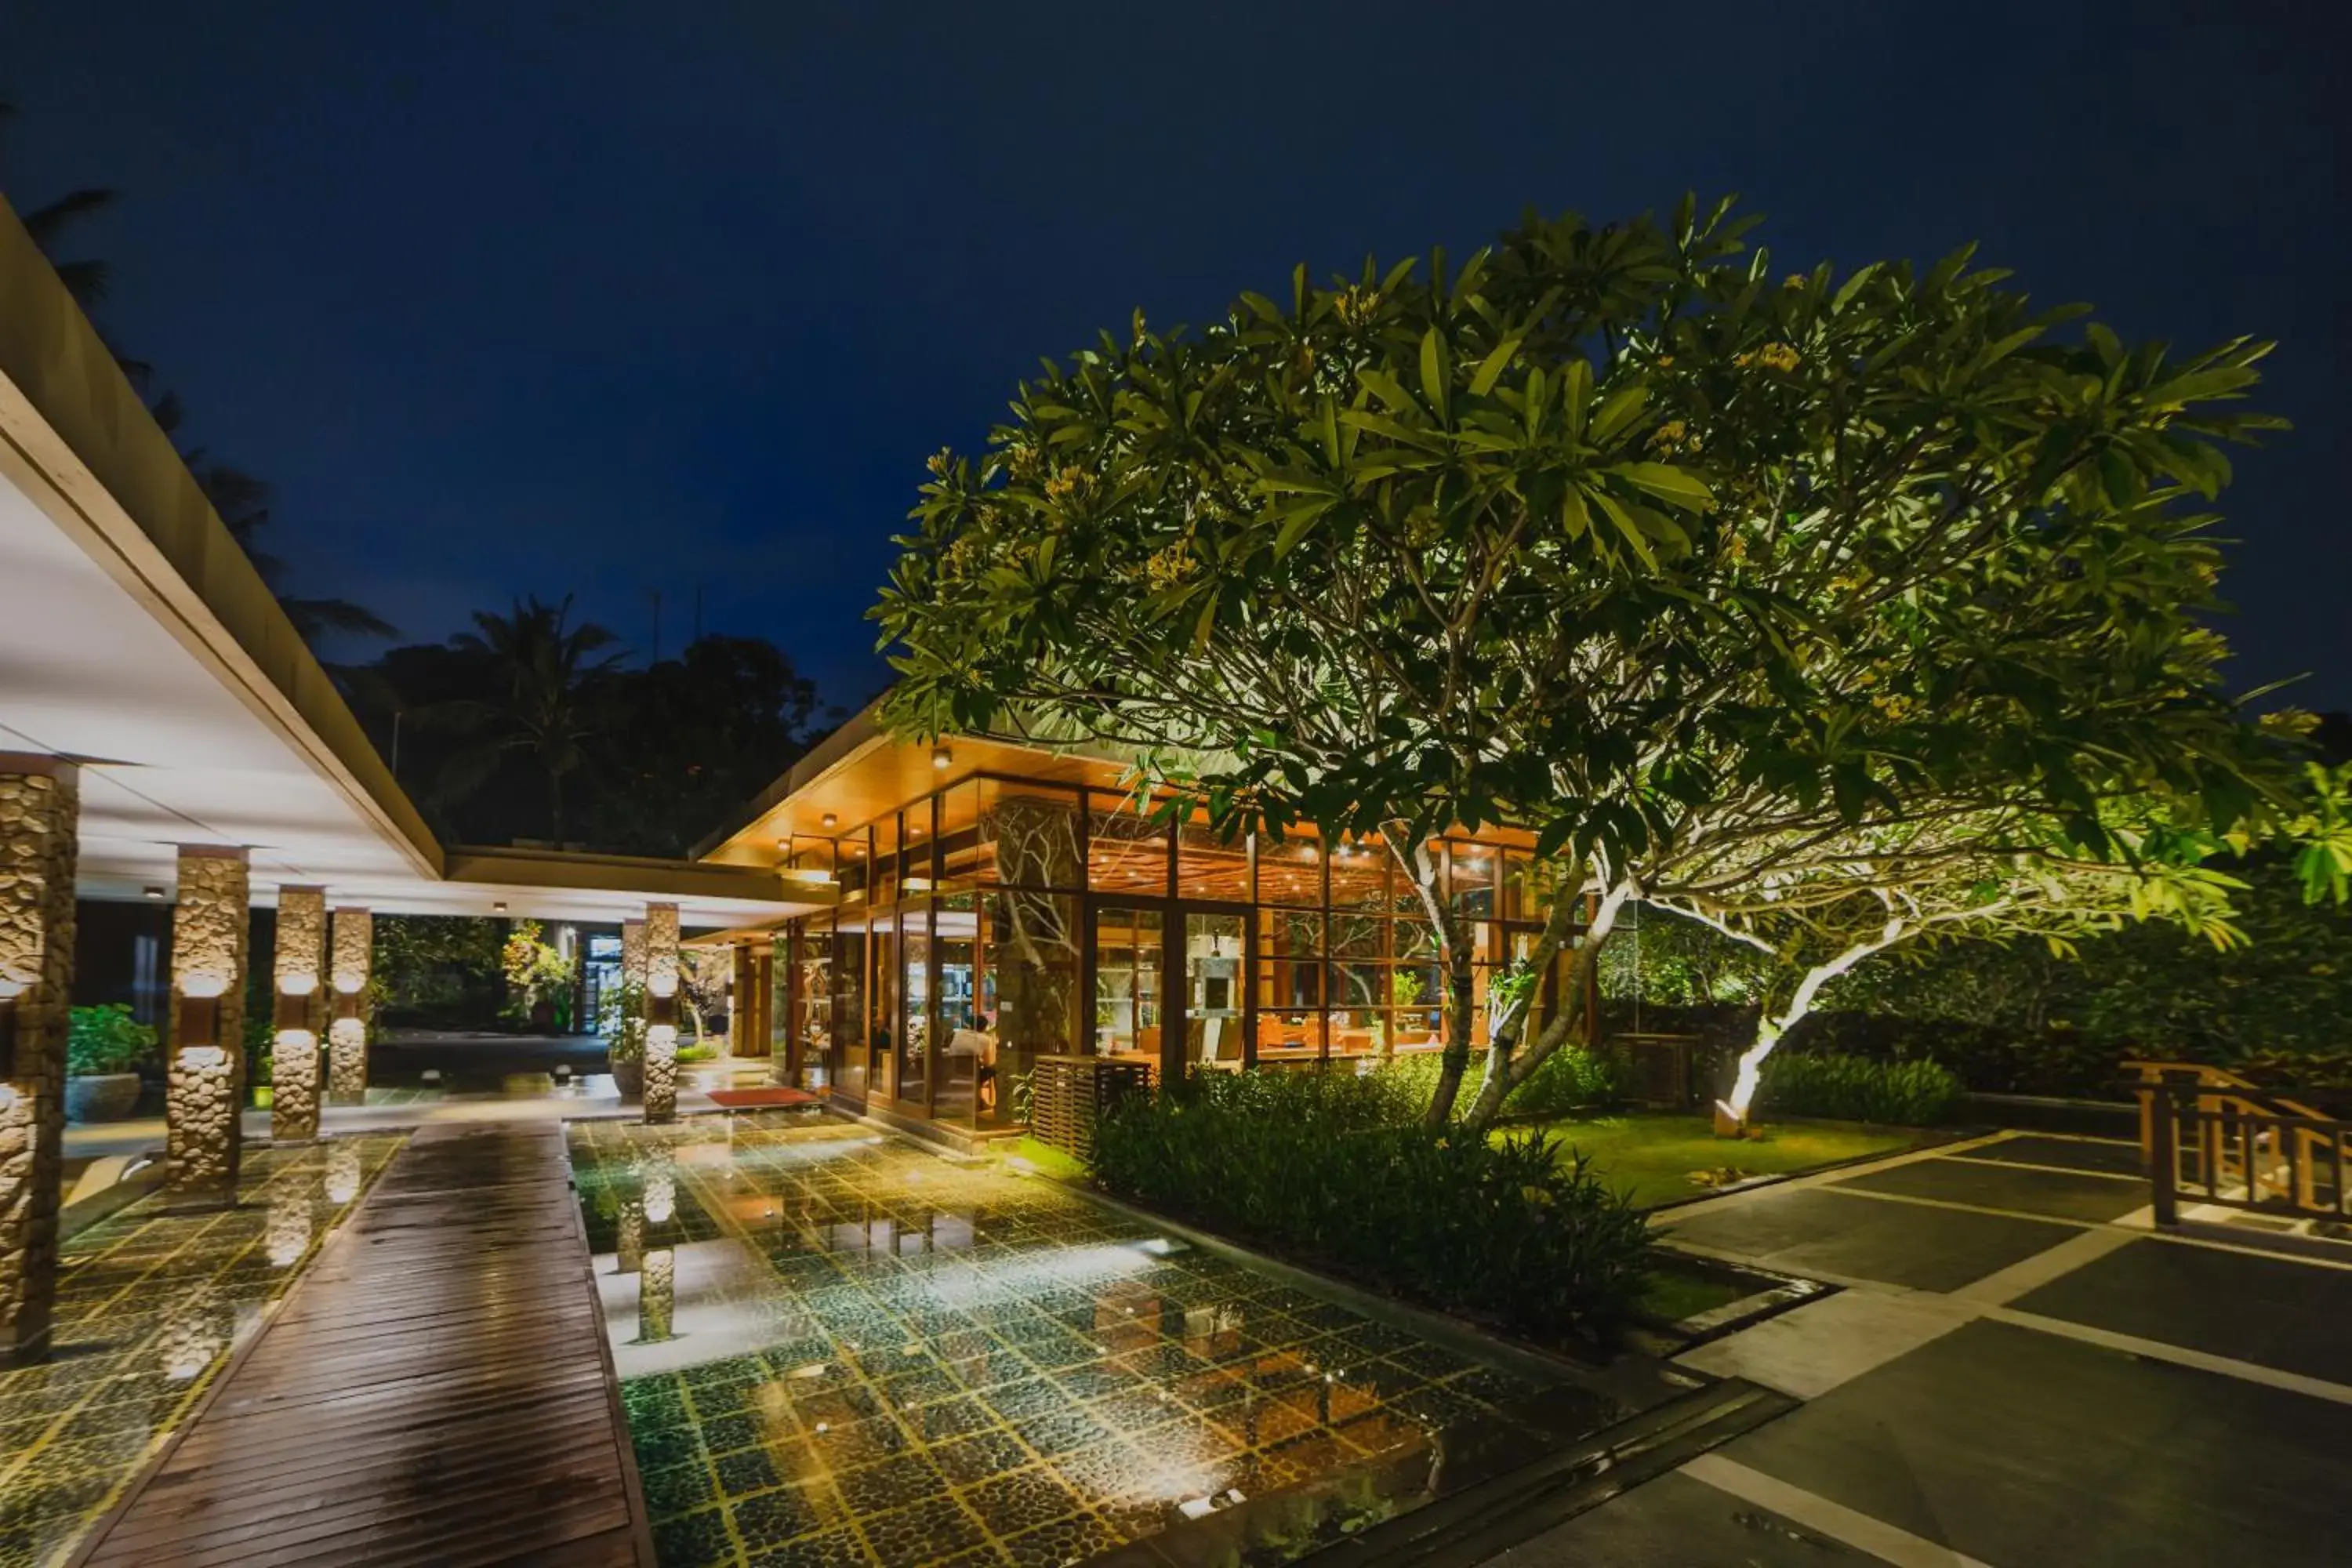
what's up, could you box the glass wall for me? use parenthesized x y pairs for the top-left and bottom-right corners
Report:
(775, 768), (1552, 1127)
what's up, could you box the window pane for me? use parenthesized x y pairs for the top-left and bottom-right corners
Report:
(1327, 912), (1385, 960)
(1328, 840), (1388, 909)
(980, 782), (1084, 889)
(793, 918), (833, 1092)
(832, 918), (868, 1099)
(1256, 908), (1321, 962)
(1257, 836), (1323, 909)
(899, 903), (931, 1105)
(982, 890), (1079, 1129)
(1092, 906), (1163, 1057)
(1446, 842), (1497, 916)
(1177, 815), (1250, 903)
(938, 780), (985, 887)
(1088, 799), (1170, 896)
(1331, 960), (1386, 1011)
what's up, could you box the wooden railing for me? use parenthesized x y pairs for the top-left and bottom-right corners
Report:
(2129, 1061), (2352, 1226)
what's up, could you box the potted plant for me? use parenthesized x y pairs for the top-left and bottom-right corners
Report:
(67, 1003), (157, 1121)
(599, 977), (648, 1099)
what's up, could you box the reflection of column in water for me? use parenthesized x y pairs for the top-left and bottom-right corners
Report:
(638, 1247), (674, 1342)
(160, 1301), (225, 1381)
(267, 1196), (314, 1267)
(617, 1202), (645, 1274)
(325, 1140), (362, 1204)
(642, 1151), (677, 1224)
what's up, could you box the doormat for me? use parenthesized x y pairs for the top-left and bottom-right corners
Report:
(706, 1086), (821, 1110)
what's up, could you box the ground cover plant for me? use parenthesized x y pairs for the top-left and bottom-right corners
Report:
(1756, 1052), (1965, 1125)
(1089, 1068), (1651, 1339)
(1516, 1111), (1915, 1210)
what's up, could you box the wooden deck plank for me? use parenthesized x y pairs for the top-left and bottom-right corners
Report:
(78, 1121), (654, 1568)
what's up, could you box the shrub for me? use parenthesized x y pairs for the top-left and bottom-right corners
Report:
(1091, 1069), (1652, 1339)
(1371, 1045), (1619, 1120)
(67, 1004), (158, 1076)
(1758, 1052), (1964, 1125)
(676, 1043), (718, 1064)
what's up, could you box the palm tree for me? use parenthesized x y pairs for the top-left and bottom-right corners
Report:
(441, 596), (623, 845)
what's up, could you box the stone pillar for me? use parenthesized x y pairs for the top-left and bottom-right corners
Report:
(328, 907), (372, 1105)
(642, 903), (680, 1124)
(0, 756), (77, 1361)
(637, 1247), (674, 1342)
(169, 846), (249, 1200)
(270, 887), (327, 1142)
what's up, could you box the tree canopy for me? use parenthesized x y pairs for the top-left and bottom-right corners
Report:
(875, 197), (2318, 1126)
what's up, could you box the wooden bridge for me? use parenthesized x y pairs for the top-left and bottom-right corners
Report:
(78, 1120), (652, 1567)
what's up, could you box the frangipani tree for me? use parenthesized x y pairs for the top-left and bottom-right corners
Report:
(876, 197), (2302, 1129)
(1643, 802), (2252, 1123)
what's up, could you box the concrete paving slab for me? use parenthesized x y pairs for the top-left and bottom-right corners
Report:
(2010, 1236), (2352, 1386)
(1662, 1189), (2078, 1293)
(1490, 1470), (1890, 1566)
(1831, 1157), (2151, 1225)
(1722, 1318), (2352, 1567)
(1677, 1289), (1980, 1399)
(1951, 1134), (2142, 1177)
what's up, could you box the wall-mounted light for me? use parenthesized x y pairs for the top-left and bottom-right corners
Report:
(821, 812), (839, 829)
(143, 885), (166, 900)
(931, 746), (953, 771)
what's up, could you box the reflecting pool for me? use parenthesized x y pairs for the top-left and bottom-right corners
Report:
(571, 1113), (1624, 1567)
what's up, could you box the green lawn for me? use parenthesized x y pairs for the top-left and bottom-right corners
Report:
(1512, 1112), (1918, 1210)
(1001, 1135), (1089, 1182)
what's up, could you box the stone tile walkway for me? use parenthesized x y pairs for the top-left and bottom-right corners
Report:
(1503, 1130), (2352, 1566)
(0, 1135), (402, 1567)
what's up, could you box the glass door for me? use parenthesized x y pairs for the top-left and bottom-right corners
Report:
(1182, 910), (1247, 1071)
(1091, 906), (1163, 1065)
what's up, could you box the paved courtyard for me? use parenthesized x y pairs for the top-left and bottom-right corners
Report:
(1503, 1130), (2352, 1566)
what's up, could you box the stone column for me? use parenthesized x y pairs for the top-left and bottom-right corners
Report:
(270, 887), (327, 1142)
(637, 1247), (674, 1342)
(0, 757), (77, 1361)
(169, 846), (249, 1200)
(643, 903), (680, 1123)
(328, 907), (372, 1105)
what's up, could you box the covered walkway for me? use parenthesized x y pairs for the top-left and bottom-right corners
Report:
(79, 1122), (652, 1567)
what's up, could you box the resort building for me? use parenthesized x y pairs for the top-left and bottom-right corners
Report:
(695, 718), (1592, 1143)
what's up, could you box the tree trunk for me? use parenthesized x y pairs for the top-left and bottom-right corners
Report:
(1381, 823), (1474, 1126)
(1460, 881), (1629, 1131)
(1723, 917), (1907, 1120)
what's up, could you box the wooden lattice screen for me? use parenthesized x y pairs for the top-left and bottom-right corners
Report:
(1030, 1054), (1154, 1161)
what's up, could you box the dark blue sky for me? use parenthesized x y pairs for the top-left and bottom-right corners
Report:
(5, 2), (2343, 710)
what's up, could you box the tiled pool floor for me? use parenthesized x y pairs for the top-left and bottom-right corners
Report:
(571, 1115), (1625, 1568)
(0, 1134), (404, 1568)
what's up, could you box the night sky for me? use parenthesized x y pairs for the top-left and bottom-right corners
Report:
(5, 2), (2343, 711)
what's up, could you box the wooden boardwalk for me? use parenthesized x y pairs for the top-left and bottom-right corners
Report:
(82, 1120), (652, 1567)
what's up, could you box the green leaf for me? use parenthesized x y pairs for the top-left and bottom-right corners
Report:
(1272, 498), (1336, 557)
(1607, 462), (1715, 511)
(1419, 328), (1450, 423)
(1468, 337), (1523, 397)
(1588, 383), (1649, 445)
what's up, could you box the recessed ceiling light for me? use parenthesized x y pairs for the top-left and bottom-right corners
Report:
(493, 901), (509, 913)
(143, 885), (166, 900)
(822, 812), (839, 829)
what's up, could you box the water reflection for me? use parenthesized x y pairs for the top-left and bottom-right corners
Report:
(572, 1116), (1617, 1568)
